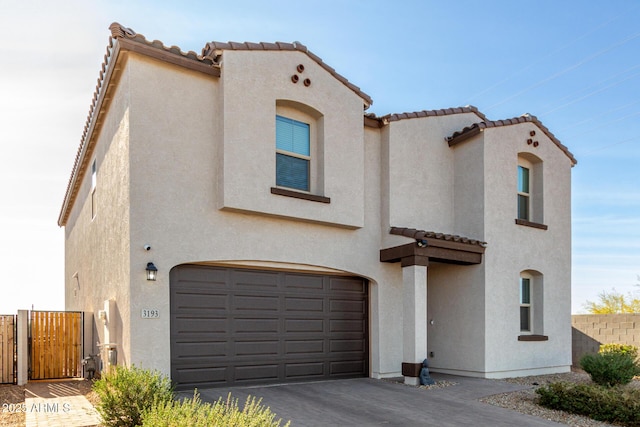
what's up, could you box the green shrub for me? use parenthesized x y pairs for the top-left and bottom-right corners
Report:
(93, 365), (175, 427)
(580, 348), (640, 386)
(536, 382), (640, 426)
(141, 392), (290, 427)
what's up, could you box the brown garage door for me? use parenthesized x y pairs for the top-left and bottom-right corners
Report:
(170, 265), (368, 389)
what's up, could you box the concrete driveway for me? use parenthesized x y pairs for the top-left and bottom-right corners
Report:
(183, 374), (564, 426)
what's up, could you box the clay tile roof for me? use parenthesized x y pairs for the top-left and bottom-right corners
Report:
(390, 227), (487, 247)
(201, 40), (373, 107)
(108, 22), (216, 66)
(446, 114), (577, 165)
(377, 105), (487, 124)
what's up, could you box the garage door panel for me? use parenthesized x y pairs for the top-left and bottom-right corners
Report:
(233, 318), (279, 333)
(285, 362), (325, 378)
(330, 299), (365, 313)
(234, 340), (279, 356)
(284, 297), (324, 312)
(172, 292), (228, 311)
(233, 270), (279, 289)
(173, 266), (228, 286)
(173, 341), (228, 359)
(284, 318), (324, 333)
(172, 317), (227, 333)
(232, 295), (280, 311)
(285, 340), (324, 354)
(330, 360), (366, 375)
(330, 339), (365, 353)
(330, 319), (366, 332)
(234, 364), (279, 382)
(174, 366), (227, 386)
(330, 278), (366, 294)
(171, 265), (367, 389)
(283, 274), (324, 291)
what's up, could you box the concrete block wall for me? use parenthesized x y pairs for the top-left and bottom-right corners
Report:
(572, 314), (640, 366)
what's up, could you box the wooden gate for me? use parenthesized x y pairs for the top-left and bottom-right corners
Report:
(0, 315), (15, 383)
(30, 311), (82, 380)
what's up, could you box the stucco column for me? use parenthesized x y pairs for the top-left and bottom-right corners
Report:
(402, 263), (427, 385)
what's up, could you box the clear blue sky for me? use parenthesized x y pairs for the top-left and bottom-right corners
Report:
(1, 0), (638, 314)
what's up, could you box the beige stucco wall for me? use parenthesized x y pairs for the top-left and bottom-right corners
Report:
(64, 43), (573, 381)
(385, 113), (482, 235)
(217, 50), (365, 229)
(482, 124), (573, 377)
(64, 57), (132, 365)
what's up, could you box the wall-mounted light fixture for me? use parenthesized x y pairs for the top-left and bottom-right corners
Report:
(146, 262), (158, 281)
(417, 239), (428, 248)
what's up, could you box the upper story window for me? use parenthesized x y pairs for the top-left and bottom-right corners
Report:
(516, 153), (546, 229)
(271, 100), (330, 203)
(276, 115), (310, 191)
(517, 165), (530, 221)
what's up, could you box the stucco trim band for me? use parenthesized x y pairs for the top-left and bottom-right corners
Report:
(515, 219), (549, 230)
(270, 187), (331, 203)
(518, 335), (549, 341)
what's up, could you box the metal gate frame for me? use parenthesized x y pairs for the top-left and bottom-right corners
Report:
(0, 315), (16, 384)
(29, 311), (83, 380)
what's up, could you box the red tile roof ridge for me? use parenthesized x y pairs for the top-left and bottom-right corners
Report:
(376, 105), (487, 123)
(109, 22), (216, 65)
(390, 227), (487, 247)
(202, 40), (373, 107)
(446, 114), (577, 165)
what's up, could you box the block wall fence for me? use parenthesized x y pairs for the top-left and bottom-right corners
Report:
(571, 314), (640, 366)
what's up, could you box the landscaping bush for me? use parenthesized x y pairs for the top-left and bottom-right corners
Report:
(93, 365), (175, 427)
(580, 344), (640, 387)
(536, 382), (640, 426)
(141, 392), (290, 427)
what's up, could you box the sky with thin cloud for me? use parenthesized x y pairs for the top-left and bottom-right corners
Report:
(1, 0), (639, 314)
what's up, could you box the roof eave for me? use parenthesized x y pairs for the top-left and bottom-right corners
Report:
(58, 25), (222, 227)
(58, 38), (123, 227)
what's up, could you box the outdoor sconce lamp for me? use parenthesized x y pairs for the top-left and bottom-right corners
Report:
(417, 239), (428, 248)
(146, 262), (158, 281)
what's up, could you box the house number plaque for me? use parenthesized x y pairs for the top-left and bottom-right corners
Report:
(141, 309), (160, 318)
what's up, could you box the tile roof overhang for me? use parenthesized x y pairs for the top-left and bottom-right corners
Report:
(446, 114), (577, 166)
(380, 227), (487, 266)
(363, 105), (486, 128)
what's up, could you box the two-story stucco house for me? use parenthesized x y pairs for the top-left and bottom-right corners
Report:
(60, 23), (576, 389)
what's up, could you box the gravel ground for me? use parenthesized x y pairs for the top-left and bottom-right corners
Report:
(481, 371), (640, 427)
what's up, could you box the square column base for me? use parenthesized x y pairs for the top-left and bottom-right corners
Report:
(404, 376), (420, 386)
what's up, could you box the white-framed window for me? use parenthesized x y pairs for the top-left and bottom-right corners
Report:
(520, 276), (531, 332)
(276, 115), (310, 191)
(91, 159), (97, 219)
(517, 154), (544, 225)
(519, 270), (544, 337)
(517, 165), (530, 221)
